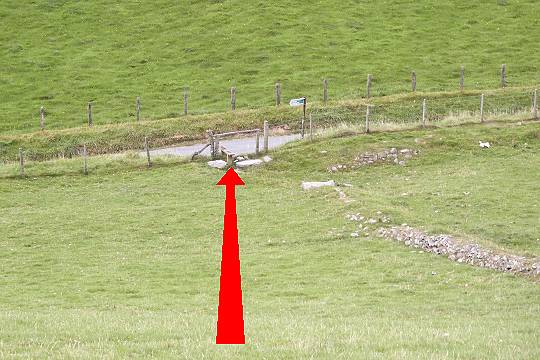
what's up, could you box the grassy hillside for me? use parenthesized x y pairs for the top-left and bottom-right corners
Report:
(0, 121), (538, 358)
(1, 0), (539, 133)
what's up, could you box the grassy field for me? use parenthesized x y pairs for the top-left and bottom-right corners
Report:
(1, 0), (540, 132)
(0, 121), (538, 358)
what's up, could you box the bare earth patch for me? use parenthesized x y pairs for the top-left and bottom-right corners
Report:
(378, 226), (540, 278)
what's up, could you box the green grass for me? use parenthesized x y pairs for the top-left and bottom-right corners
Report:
(1, 0), (539, 133)
(0, 121), (538, 358)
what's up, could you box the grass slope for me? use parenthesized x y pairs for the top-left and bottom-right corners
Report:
(1, 0), (539, 132)
(0, 121), (538, 358)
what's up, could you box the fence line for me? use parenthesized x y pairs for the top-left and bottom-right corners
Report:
(40, 106), (45, 130)
(533, 89), (538, 119)
(87, 102), (93, 127)
(136, 96), (141, 121)
(22, 64), (539, 130)
(83, 144), (88, 175)
(323, 79), (328, 105)
(366, 74), (373, 98)
(365, 105), (371, 133)
(7, 84), (540, 178)
(19, 148), (24, 177)
(422, 99), (427, 127)
(183, 88), (189, 116)
(480, 94), (485, 122)
(144, 136), (152, 167)
(230, 87), (236, 111)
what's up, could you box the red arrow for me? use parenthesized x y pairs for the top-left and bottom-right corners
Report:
(215, 168), (246, 344)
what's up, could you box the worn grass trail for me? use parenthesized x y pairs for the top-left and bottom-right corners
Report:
(0, 122), (538, 358)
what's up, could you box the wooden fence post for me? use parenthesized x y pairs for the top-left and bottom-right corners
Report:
(19, 148), (24, 177)
(136, 96), (141, 121)
(275, 82), (281, 106)
(207, 130), (215, 159)
(532, 89), (538, 119)
(39, 106), (45, 130)
(323, 78), (328, 105)
(255, 129), (260, 155)
(263, 120), (269, 153)
(214, 135), (220, 158)
(460, 65), (465, 91)
(83, 144), (88, 175)
(230, 87), (236, 111)
(422, 98), (427, 127)
(366, 74), (373, 98)
(480, 94), (484, 123)
(501, 64), (506, 88)
(309, 114), (313, 141)
(183, 87), (188, 116)
(411, 71), (416, 92)
(365, 106), (370, 133)
(87, 102), (93, 127)
(145, 136), (152, 167)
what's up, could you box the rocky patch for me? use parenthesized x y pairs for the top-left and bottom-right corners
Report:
(329, 148), (419, 172)
(378, 225), (540, 277)
(345, 211), (390, 237)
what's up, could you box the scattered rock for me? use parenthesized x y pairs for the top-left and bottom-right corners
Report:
(262, 156), (272, 163)
(236, 159), (263, 168)
(378, 225), (540, 277)
(346, 213), (365, 222)
(351, 232), (359, 238)
(207, 160), (227, 169)
(329, 148), (419, 172)
(301, 180), (336, 190)
(335, 188), (353, 203)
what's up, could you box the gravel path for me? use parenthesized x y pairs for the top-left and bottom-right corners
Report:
(145, 133), (301, 158)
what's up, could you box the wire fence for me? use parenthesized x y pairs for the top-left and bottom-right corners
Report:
(5, 61), (539, 133)
(2, 87), (538, 179)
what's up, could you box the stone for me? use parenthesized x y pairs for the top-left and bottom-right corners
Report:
(236, 159), (263, 168)
(301, 180), (336, 190)
(207, 160), (227, 169)
(351, 232), (359, 238)
(479, 141), (491, 148)
(262, 155), (272, 163)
